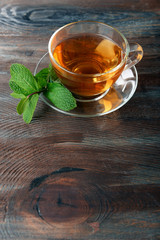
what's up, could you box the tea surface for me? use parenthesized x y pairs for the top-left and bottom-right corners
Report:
(53, 34), (123, 75)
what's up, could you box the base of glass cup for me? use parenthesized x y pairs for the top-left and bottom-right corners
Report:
(74, 88), (110, 103)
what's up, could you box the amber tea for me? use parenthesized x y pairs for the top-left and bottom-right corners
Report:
(53, 34), (122, 74)
(51, 33), (124, 97)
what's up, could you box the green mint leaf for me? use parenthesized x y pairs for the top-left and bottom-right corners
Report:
(23, 94), (39, 124)
(9, 79), (29, 96)
(10, 63), (77, 123)
(35, 68), (48, 89)
(17, 97), (29, 115)
(10, 92), (26, 99)
(48, 64), (59, 82)
(44, 82), (77, 111)
(10, 63), (39, 93)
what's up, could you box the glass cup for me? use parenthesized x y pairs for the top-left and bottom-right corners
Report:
(48, 21), (143, 102)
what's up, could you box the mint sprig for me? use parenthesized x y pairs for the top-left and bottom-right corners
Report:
(9, 63), (77, 123)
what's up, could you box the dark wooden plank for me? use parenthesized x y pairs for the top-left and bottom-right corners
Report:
(0, 0), (160, 240)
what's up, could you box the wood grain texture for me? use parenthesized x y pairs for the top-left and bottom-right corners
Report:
(0, 0), (160, 239)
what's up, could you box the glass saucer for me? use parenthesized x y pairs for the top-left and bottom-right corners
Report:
(34, 52), (138, 117)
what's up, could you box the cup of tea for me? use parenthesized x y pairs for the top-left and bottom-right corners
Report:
(48, 21), (143, 101)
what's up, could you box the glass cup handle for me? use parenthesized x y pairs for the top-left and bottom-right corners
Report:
(124, 43), (143, 70)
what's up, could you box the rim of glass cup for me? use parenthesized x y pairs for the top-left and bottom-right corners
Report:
(48, 21), (130, 78)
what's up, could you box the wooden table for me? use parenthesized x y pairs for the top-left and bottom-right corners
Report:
(0, 0), (160, 239)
